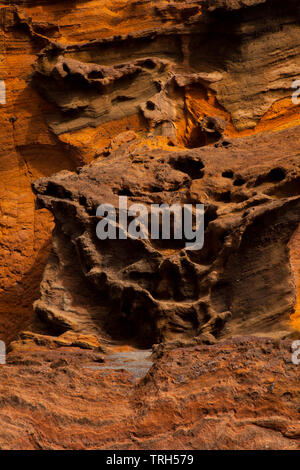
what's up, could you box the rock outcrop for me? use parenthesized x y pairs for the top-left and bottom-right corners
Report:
(1, 0), (300, 451)
(32, 126), (300, 347)
(1, 0), (300, 343)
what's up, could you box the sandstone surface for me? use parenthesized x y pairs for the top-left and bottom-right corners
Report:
(0, 337), (299, 450)
(0, 0), (300, 451)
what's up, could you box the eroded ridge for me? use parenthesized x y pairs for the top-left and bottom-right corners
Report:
(31, 126), (300, 348)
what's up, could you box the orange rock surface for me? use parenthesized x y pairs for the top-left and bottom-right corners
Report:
(1, 1), (299, 344)
(0, 0), (300, 450)
(0, 337), (299, 450)
(0, 1), (203, 342)
(290, 225), (300, 330)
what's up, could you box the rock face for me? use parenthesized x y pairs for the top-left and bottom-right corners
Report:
(1, 0), (300, 451)
(1, 0), (300, 343)
(32, 126), (300, 346)
(1, 337), (300, 450)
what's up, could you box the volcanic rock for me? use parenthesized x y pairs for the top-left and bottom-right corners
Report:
(0, 337), (299, 450)
(32, 126), (300, 347)
(1, 0), (300, 451)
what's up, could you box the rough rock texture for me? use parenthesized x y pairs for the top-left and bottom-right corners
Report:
(32, 0), (300, 135)
(32, 126), (300, 346)
(1, 337), (300, 450)
(290, 225), (300, 330)
(1, 0), (300, 451)
(1, 0), (300, 343)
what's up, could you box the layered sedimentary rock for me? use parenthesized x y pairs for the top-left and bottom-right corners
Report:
(1, 0), (300, 451)
(0, 2), (76, 343)
(290, 225), (300, 329)
(1, 337), (300, 450)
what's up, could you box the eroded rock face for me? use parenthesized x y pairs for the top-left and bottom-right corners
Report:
(290, 225), (300, 329)
(33, 0), (300, 135)
(1, 337), (300, 450)
(1, 0), (300, 343)
(1, 0), (300, 452)
(32, 126), (300, 347)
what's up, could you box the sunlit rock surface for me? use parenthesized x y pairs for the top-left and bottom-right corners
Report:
(0, 0), (300, 450)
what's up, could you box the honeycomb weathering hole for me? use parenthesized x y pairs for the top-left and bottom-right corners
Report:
(290, 224), (300, 330)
